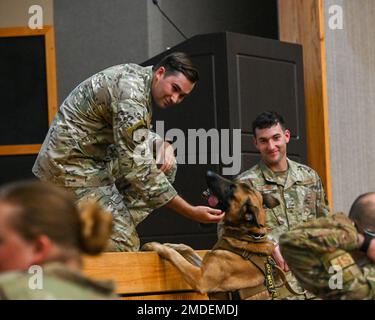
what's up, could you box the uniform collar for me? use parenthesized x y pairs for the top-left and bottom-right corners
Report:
(259, 158), (303, 189)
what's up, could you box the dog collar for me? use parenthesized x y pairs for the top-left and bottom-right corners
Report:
(223, 226), (267, 242)
(249, 233), (266, 241)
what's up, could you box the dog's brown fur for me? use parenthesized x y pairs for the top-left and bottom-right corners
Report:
(142, 172), (279, 299)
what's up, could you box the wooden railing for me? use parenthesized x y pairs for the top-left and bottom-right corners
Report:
(83, 251), (209, 300)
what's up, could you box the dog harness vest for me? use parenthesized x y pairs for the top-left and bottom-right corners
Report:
(211, 237), (306, 300)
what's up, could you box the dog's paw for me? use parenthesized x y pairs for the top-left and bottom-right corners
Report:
(163, 243), (194, 253)
(141, 242), (161, 252)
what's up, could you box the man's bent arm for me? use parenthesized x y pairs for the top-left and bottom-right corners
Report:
(279, 214), (373, 299)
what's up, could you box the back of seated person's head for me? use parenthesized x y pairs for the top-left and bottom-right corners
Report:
(349, 192), (375, 232)
(0, 180), (112, 273)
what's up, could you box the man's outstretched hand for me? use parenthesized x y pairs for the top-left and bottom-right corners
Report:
(191, 205), (224, 223)
(166, 195), (224, 223)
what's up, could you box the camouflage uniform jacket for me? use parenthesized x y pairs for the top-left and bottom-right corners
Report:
(32, 63), (177, 207)
(279, 213), (375, 299)
(236, 158), (330, 244)
(0, 263), (117, 300)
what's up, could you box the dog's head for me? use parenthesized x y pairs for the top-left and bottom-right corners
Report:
(205, 171), (279, 236)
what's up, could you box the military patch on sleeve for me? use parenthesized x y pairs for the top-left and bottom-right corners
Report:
(133, 128), (149, 144)
(322, 251), (353, 271)
(330, 252), (355, 269)
(126, 119), (147, 139)
(322, 251), (362, 284)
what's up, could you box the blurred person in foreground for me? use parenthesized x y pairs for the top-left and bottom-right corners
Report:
(280, 192), (375, 299)
(0, 180), (116, 300)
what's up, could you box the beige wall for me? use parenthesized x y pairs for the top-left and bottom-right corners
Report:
(325, 0), (375, 213)
(0, 0), (53, 28)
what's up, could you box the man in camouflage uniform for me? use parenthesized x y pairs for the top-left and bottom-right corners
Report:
(32, 52), (224, 252)
(235, 111), (330, 298)
(280, 192), (375, 299)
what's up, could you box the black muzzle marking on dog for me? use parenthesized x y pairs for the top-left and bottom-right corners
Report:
(205, 171), (235, 211)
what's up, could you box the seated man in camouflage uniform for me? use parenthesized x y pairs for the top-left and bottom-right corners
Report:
(32, 52), (224, 252)
(280, 192), (375, 299)
(0, 180), (116, 300)
(235, 111), (330, 298)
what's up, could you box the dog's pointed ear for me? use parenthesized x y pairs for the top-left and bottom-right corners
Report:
(262, 193), (280, 209)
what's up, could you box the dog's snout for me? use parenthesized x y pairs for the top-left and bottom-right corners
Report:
(206, 171), (219, 184)
(205, 171), (235, 209)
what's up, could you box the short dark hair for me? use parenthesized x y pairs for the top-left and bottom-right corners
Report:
(252, 111), (286, 136)
(349, 192), (375, 231)
(153, 52), (199, 83)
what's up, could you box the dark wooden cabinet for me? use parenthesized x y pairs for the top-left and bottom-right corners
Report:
(139, 32), (306, 248)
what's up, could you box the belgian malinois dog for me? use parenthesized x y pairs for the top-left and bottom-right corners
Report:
(142, 171), (287, 299)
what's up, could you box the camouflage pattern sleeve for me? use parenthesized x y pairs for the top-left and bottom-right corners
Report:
(280, 213), (359, 253)
(114, 101), (177, 210)
(314, 173), (330, 218)
(280, 214), (375, 299)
